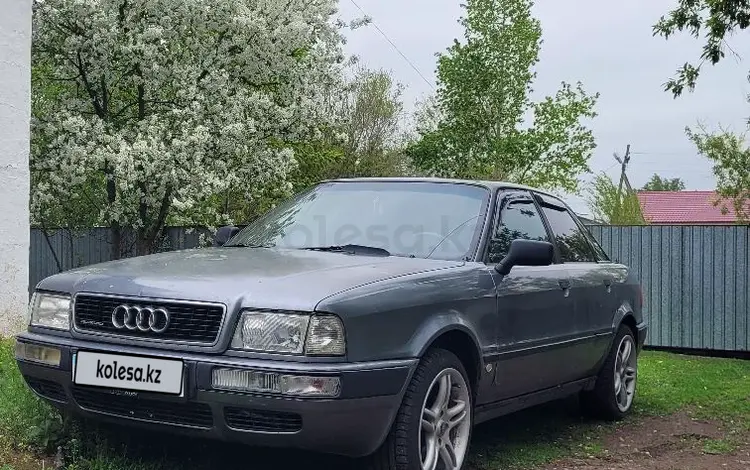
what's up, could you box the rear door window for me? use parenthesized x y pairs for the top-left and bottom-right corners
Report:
(540, 205), (597, 263)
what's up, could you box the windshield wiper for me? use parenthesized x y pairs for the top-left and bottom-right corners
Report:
(223, 242), (274, 248)
(300, 244), (391, 257)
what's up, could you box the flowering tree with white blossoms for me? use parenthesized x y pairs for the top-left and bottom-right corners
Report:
(31, 0), (352, 258)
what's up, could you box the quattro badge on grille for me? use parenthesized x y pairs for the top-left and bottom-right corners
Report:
(111, 305), (170, 333)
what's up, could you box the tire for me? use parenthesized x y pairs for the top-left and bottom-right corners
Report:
(364, 348), (473, 470)
(581, 324), (638, 421)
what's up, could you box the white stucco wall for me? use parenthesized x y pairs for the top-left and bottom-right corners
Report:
(0, 0), (32, 336)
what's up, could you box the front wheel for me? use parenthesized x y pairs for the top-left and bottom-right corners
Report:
(365, 348), (473, 470)
(581, 325), (638, 420)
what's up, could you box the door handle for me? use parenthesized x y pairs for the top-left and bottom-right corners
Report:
(603, 278), (612, 293)
(558, 279), (571, 293)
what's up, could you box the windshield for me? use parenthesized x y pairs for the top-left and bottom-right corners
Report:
(227, 181), (490, 260)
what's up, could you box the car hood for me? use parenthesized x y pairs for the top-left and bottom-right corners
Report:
(37, 247), (464, 312)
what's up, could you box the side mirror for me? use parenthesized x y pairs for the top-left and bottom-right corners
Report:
(495, 239), (555, 276)
(213, 225), (240, 247)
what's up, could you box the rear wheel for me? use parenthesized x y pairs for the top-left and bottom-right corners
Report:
(581, 325), (638, 420)
(365, 348), (473, 470)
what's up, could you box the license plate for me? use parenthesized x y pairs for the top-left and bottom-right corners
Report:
(73, 351), (184, 395)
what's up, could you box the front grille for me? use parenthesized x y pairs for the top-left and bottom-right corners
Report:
(25, 377), (67, 403)
(74, 294), (225, 344)
(72, 386), (213, 428)
(224, 407), (302, 433)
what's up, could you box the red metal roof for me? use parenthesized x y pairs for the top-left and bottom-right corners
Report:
(637, 191), (746, 224)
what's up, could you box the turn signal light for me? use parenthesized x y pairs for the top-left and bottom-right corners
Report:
(212, 368), (340, 398)
(15, 342), (61, 367)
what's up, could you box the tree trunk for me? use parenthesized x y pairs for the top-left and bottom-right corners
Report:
(105, 160), (121, 260)
(110, 223), (122, 260)
(135, 185), (173, 257)
(135, 231), (151, 257)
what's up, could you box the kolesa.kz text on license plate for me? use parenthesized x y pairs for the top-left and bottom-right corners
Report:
(74, 351), (184, 395)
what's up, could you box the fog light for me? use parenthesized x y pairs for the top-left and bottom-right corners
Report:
(212, 368), (340, 398)
(15, 342), (61, 367)
(279, 374), (341, 397)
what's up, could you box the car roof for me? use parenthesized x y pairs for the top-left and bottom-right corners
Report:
(322, 176), (568, 206)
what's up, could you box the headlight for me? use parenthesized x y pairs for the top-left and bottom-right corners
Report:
(29, 292), (71, 330)
(232, 311), (310, 354)
(231, 311), (346, 356)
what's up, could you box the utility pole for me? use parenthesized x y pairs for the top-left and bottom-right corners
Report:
(614, 144), (632, 209)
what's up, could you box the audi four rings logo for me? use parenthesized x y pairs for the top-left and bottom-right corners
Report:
(111, 305), (170, 333)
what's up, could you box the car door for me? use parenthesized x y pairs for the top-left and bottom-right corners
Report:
(486, 190), (578, 400)
(535, 195), (617, 379)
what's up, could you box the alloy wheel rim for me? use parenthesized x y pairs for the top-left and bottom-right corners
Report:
(614, 335), (637, 412)
(418, 368), (471, 470)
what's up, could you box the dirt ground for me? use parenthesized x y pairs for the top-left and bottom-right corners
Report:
(4, 411), (749, 470)
(542, 411), (750, 470)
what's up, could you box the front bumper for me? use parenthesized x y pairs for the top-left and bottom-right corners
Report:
(14, 332), (417, 458)
(636, 321), (648, 352)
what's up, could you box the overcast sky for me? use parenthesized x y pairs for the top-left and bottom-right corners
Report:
(337, 0), (750, 215)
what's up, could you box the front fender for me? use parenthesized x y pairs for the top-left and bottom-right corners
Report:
(411, 313), (484, 365)
(317, 263), (497, 363)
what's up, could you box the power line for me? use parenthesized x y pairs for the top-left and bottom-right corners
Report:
(592, 161), (620, 174)
(630, 151), (689, 157)
(348, 0), (435, 90)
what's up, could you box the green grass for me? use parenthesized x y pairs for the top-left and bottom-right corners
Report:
(2, 338), (750, 470)
(466, 398), (611, 469)
(702, 438), (738, 455)
(637, 351), (750, 424)
(0, 338), (64, 452)
(467, 350), (750, 469)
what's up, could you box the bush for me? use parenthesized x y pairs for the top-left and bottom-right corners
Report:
(0, 338), (64, 452)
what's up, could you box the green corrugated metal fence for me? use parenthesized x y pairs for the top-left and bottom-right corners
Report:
(29, 225), (750, 352)
(589, 225), (750, 352)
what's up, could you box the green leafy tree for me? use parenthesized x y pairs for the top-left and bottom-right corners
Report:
(336, 67), (407, 178)
(642, 174), (686, 191)
(178, 67), (409, 226)
(686, 126), (750, 222)
(654, 0), (750, 96)
(412, 95), (442, 136)
(407, 0), (599, 193)
(287, 67), (408, 192)
(653, 1), (750, 221)
(586, 173), (646, 225)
